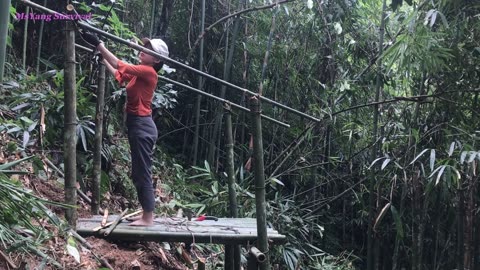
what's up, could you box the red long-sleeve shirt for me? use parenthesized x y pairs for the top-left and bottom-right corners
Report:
(115, 60), (158, 116)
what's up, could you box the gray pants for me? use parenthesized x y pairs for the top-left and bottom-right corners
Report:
(126, 114), (158, 212)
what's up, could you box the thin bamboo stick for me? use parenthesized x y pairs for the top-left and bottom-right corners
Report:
(101, 209), (109, 227)
(92, 210), (142, 231)
(103, 208), (128, 236)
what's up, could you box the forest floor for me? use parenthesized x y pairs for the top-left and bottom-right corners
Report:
(0, 150), (208, 270)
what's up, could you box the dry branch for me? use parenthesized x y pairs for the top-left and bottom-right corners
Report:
(188, 0), (293, 59)
(0, 249), (17, 269)
(92, 209), (142, 232)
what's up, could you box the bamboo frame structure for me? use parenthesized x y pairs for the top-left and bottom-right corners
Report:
(74, 43), (290, 128)
(19, 0), (321, 124)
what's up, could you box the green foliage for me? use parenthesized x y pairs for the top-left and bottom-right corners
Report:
(0, 160), (69, 261)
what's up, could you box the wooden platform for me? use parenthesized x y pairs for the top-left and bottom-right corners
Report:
(77, 216), (286, 245)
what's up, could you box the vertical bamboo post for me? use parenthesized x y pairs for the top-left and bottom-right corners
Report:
(224, 104), (242, 270)
(247, 254), (258, 270)
(149, 0), (157, 38)
(250, 97), (270, 270)
(192, 0), (206, 165)
(64, 20), (78, 227)
(92, 64), (106, 214)
(0, 0), (11, 88)
(367, 0), (387, 269)
(225, 104), (238, 218)
(36, 0), (47, 75)
(22, 7), (29, 70)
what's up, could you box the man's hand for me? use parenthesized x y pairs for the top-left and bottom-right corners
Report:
(81, 31), (102, 47)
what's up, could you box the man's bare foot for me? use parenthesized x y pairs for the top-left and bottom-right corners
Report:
(126, 215), (143, 221)
(128, 211), (154, 226)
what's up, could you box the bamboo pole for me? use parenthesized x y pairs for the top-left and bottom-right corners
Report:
(159, 76), (289, 128)
(19, 0), (320, 123)
(22, 7), (29, 70)
(36, 0), (47, 75)
(0, 0), (10, 87)
(64, 20), (78, 228)
(149, 0), (157, 38)
(250, 97), (270, 270)
(78, 227), (286, 244)
(193, 0), (206, 165)
(249, 247), (266, 263)
(92, 63), (106, 214)
(224, 104), (242, 270)
(367, 0), (387, 269)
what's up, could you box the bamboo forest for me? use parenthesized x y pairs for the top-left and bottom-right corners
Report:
(0, 0), (479, 269)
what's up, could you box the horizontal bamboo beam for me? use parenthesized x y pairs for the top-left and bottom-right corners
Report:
(159, 76), (290, 128)
(79, 227), (286, 244)
(249, 247), (266, 263)
(73, 42), (290, 127)
(20, 0), (321, 124)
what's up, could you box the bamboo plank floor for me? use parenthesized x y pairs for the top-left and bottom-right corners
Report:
(77, 216), (286, 244)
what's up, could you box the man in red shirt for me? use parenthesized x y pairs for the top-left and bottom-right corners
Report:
(82, 32), (168, 226)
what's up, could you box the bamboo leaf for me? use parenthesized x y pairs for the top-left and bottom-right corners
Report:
(460, 151), (468, 164)
(0, 156), (34, 170)
(270, 177), (285, 186)
(374, 202), (391, 232)
(390, 205), (403, 239)
(430, 149), (436, 171)
(468, 151), (477, 163)
(435, 165), (447, 185)
(22, 131), (30, 148)
(430, 11), (437, 27)
(381, 158), (391, 170)
(409, 148), (429, 165)
(448, 142), (455, 157)
(369, 157), (385, 169)
(66, 244), (81, 263)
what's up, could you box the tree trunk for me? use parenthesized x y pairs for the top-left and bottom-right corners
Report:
(92, 64), (106, 214)
(192, 0), (206, 166)
(463, 172), (476, 270)
(209, 7), (243, 167)
(0, 0), (11, 87)
(149, 0), (157, 38)
(157, 0), (174, 36)
(367, 0), (387, 269)
(64, 21), (78, 227)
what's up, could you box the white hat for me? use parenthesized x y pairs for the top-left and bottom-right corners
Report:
(142, 38), (169, 57)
